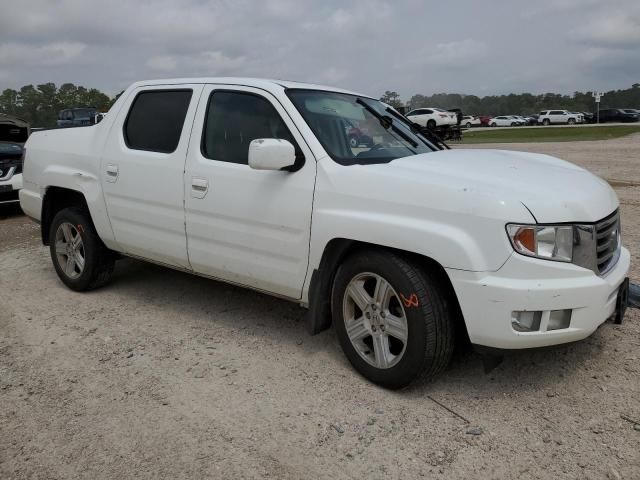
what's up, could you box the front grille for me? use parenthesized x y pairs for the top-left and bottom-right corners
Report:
(595, 210), (621, 275)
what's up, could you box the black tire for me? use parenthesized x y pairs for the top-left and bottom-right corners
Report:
(543, 118), (550, 126)
(426, 119), (436, 130)
(568, 118), (576, 125)
(348, 135), (359, 148)
(49, 207), (115, 291)
(490, 122), (496, 127)
(465, 122), (472, 128)
(510, 122), (516, 126)
(332, 249), (455, 389)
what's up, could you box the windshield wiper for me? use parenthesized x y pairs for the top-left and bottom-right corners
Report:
(384, 107), (450, 150)
(356, 98), (418, 149)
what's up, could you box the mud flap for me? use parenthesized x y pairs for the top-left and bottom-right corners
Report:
(628, 280), (640, 309)
(614, 278), (629, 324)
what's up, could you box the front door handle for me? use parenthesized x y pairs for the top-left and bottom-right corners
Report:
(191, 177), (209, 198)
(105, 164), (119, 183)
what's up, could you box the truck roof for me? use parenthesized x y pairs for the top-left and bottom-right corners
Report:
(129, 77), (368, 98)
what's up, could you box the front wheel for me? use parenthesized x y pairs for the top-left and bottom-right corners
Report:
(426, 119), (436, 130)
(50, 207), (115, 291)
(332, 250), (455, 389)
(568, 118), (576, 125)
(543, 119), (550, 126)
(465, 122), (472, 128)
(490, 122), (496, 127)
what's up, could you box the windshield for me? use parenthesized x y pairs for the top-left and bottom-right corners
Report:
(286, 89), (436, 165)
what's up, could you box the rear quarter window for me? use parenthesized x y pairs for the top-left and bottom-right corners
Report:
(124, 89), (193, 153)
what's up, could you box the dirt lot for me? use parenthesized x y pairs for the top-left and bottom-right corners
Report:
(1, 135), (639, 479)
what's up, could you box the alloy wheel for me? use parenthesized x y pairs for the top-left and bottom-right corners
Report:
(54, 222), (86, 279)
(342, 272), (409, 369)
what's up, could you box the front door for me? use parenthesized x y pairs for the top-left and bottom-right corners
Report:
(184, 86), (316, 299)
(101, 84), (203, 268)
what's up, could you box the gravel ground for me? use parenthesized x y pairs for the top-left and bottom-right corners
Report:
(1, 135), (639, 479)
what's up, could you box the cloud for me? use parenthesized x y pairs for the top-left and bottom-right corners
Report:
(0, 0), (638, 97)
(572, 13), (640, 48)
(146, 55), (178, 72)
(423, 39), (489, 68)
(0, 42), (86, 66)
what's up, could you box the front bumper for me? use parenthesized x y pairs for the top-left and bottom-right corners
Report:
(447, 247), (631, 349)
(0, 172), (22, 204)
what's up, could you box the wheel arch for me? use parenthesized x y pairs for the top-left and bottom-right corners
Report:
(41, 187), (88, 245)
(305, 238), (469, 344)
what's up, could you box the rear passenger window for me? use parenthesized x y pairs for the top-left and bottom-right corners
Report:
(202, 91), (297, 165)
(124, 90), (192, 153)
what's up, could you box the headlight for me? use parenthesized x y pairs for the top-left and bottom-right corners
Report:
(506, 224), (573, 262)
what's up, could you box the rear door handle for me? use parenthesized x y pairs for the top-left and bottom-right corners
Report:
(191, 177), (209, 198)
(105, 164), (119, 183)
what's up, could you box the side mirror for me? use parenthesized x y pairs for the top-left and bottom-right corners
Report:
(248, 138), (299, 171)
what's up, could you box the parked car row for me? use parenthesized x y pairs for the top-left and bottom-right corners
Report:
(407, 107), (640, 129)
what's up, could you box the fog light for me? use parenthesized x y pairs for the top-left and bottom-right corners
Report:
(512, 311), (542, 332)
(548, 309), (572, 330)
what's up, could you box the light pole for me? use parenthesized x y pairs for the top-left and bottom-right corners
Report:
(592, 91), (604, 124)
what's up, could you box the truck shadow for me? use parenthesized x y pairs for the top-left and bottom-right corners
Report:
(107, 257), (614, 394)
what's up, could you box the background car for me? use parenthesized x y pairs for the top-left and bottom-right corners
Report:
(405, 108), (458, 129)
(461, 115), (481, 128)
(582, 112), (595, 123)
(478, 115), (492, 126)
(0, 113), (28, 205)
(489, 116), (518, 127)
(57, 107), (98, 127)
(537, 110), (578, 125)
(598, 108), (640, 123)
(525, 114), (540, 125)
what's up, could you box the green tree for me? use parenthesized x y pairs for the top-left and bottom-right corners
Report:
(0, 82), (118, 128)
(380, 90), (403, 108)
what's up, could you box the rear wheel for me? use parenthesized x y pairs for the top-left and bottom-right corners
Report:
(332, 249), (455, 389)
(426, 119), (436, 130)
(510, 122), (516, 126)
(49, 208), (115, 291)
(348, 135), (359, 148)
(465, 122), (472, 128)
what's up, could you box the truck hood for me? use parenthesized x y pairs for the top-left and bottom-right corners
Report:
(390, 149), (618, 223)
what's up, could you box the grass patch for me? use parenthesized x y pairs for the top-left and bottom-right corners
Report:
(460, 125), (640, 144)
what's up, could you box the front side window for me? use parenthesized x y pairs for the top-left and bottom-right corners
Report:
(124, 89), (193, 153)
(287, 89), (435, 166)
(202, 91), (297, 164)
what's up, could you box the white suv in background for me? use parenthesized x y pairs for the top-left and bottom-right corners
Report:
(405, 108), (457, 129)
(538, 110), (578, 125)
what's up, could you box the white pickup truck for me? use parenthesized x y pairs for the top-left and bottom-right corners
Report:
(20, 78), (631, 388)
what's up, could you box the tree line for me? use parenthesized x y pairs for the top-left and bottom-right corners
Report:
(2, 82), (640, 128)
(0, 83), (116, 128)
(381, 83), (640, 115)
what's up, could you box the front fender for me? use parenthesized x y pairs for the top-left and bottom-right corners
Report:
(302, 157), (535, 303)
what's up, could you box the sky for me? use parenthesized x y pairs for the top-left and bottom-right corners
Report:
(1, 0), (639, 100)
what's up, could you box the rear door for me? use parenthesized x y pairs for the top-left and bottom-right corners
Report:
(101, 84), (203, 268)
(184, 85), (316, 299)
